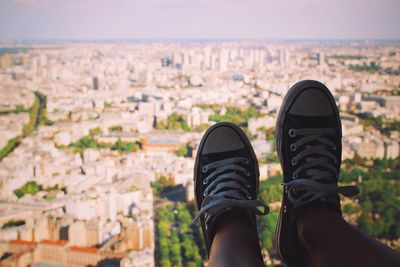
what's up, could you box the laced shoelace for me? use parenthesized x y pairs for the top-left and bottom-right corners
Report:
(194, 157), (269, 224)
(285, 128), (359, 208)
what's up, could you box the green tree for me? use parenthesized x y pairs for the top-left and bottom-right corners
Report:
(176, 204), (202, 267)
(14, 181), (42, 198)
(259, 211), (279, 250)
(156, 113), (192, 132)
(108, 125), (123, 132)
(170, 231), (182, 267)
(2, 219), (25, 229)
(89, 127), (103, 136)
(356, 178), (400, 239)
(176, 145), (188, 157)
(259, 175), (283, 203)
(209, 106), (261, 129)
(0, 136), (21, 161)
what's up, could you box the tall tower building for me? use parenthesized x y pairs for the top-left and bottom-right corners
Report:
(219, 49), (229, 72)
(92, 76), (99, 90)
(317, 52), (326, 66)
(279, 49), (286, 66)
(203, 47), (212, 70)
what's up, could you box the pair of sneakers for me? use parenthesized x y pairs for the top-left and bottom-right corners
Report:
(194, 80), (359, 266)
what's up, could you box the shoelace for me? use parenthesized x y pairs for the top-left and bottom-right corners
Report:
(194, 157), (269, 224)
(285, 128), (359, 208)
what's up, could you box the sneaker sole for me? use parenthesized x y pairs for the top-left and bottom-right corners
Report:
(275, 80), (341, 267)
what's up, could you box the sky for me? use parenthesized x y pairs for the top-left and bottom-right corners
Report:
(0, 0), (399, 40)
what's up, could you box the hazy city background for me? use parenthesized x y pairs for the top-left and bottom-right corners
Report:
(0, 1), (399, 267)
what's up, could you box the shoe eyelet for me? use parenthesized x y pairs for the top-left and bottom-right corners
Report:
(332, 145), (337, 150)
(246, 171), (251, 177)
(246, 194), (251, 199)
(292, 173), (298, 179)
(246, 183), (251, 188)
(244, 158), (250, 164)
(202, 166), (208, 173)
(288, 129), (296, 137)
(290, 144), (297, 152)
(291, 158), (298, 166)
(203, 179), (208, 185)
(203, 191), (208, 197)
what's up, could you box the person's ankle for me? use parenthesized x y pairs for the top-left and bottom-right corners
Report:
(294, 206), (336, 267)
(297, 206), (342, 248)
(211, 209), (259, 251)
(209, 210), (265, 267)
(214, 209), (252, 232)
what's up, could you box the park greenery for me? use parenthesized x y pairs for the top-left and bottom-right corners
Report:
(156, 204), (203, 267)
(13, 181), (66, 199)
(176, 145), (189, 157)
(155, 106), (261, 134)
(355, 113), (400, 134)
(340, 157), (400, 240)
(259, 211), (279, 251)
(151, 175), (175, 196)
(13, 181), (42, 198)
(0, 91), (47, 161)
(156, 113), (191, 132)
(349, 62), (381, 73)
(258, 126), (276, 141)
(69, 135), (141, 155)
(0, 105), (29, 116)
(259, 175), (283, 204)
(22, 91), (47, 136)
(209, 106), (261, 129)
(0, 137), (21, 161)
(194, 104), (219, 113)
(330, 54), (366, 60)
(108, 125), (123, 132)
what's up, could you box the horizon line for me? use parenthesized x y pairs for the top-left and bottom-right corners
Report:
(1, 38), (400, 44)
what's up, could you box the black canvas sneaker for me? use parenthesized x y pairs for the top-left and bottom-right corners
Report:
(194, 122), (269, 260)
(275, 80), (359, 266)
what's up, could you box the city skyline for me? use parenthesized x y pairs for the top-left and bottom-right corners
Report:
(0, 38), (399, 266)
(0, 0), (400, 40)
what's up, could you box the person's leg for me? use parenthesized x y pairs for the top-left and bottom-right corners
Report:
(193, 123), (268, 267)
(275, 80), (400, 267)
(297, 206), (400, 267)
(207, 212), (265, 267)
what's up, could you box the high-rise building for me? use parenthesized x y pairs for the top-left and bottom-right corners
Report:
(279, 49), (289, 66)
(92, 77), (99, 90)
(219, 49), (229, 72)
(317, 52), (326, 66)
(203, 47), (212, 70)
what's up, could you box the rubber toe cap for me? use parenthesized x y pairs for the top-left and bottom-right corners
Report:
(288, 88), (334, 116)
(202, 126), (245, 154)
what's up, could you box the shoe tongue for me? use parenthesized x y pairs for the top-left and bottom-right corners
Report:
(202, 147), (248, 164)
(287, 113), (338, 129)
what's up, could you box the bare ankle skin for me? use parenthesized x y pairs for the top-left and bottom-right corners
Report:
(207, 213), (265, 267)
(296, 206), (400, 267)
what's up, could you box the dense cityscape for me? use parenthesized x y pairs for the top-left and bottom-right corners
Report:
(0, 40), (399, 267)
